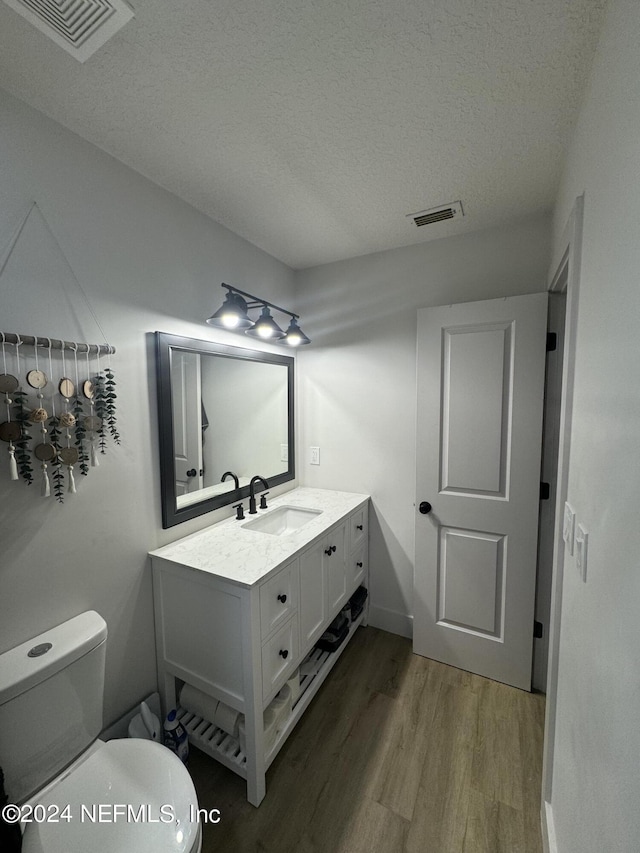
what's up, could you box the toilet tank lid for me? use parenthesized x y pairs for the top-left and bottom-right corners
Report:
(0, 611), (107, 706)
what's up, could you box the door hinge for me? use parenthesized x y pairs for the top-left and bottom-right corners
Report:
(546, 332), (557, 352)
(540, 482), (550, 500)
(534, 621), (544, 639)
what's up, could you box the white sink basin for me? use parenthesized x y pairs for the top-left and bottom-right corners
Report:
(242, 505), (321, 536)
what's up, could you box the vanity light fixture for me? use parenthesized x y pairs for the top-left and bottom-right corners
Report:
(206, 284), (311, 346)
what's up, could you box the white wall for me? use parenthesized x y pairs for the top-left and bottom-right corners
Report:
(548, 1), (640, 851)
(295, 215), (551, 636)
(0, 88), (295, 725)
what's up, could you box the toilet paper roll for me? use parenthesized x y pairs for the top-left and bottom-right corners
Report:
(180, 684), (219, 724)
(286, 670), (301, 706)
(214, 700), (240, 739)
(268, 683), (292, 731)
(263, 708), (278, 754)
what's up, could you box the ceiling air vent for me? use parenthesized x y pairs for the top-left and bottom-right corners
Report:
(407, 201), (464, 227)
(2, 0), (134, 62)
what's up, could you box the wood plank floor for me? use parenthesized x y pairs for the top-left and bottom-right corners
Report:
(188, 626), (545, 853)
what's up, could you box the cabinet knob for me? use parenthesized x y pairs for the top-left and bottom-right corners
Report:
(324, 545), (337, 556)
(279, 649), (289, 659)
(356, 562), (363, 568)
(277, 594), (287, 603)
(356, 524), (363, 531)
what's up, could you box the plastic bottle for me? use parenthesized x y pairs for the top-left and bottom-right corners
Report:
(163, 709), (189, 763)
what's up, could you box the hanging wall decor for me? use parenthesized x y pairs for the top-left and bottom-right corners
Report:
(0, 334), (118, 503)
(0, 202), (119, 504)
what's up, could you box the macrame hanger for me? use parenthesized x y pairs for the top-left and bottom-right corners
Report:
(92, 344), (102, 464)
(32, 336), (46, 406)
(14, 334), (22, 385)
(83, 345), (96, 467)
(1, 332), (18, 481)
(36, 337), (55, 498)
(63, 343), (77, 494)
(73, 343), (80, 390)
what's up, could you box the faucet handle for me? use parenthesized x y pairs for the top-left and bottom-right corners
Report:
(233, 502), (245, 520)
(260, 493), (269, 510)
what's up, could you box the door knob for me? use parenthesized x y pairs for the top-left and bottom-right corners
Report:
(419, 501), (432, 515)
(186, 469), (197, 478)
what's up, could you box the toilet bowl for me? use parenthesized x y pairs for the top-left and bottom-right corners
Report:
(0, 611), (202, 853)
(20, 739), (201, 853)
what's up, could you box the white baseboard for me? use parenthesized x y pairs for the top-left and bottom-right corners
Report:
(541, 800), (557, 853)
(367, 604), (413, 639)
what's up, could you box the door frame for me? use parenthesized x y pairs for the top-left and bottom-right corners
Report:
(541, 194), (584, 853)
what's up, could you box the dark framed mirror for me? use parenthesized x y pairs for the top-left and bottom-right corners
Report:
(156, 332), (295, 528)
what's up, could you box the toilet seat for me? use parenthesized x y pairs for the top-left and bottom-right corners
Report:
(22, 739), (201, 853)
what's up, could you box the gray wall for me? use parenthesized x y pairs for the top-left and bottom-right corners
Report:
(295, 213), (552, 636)
(0, 88), (295, 725)
(548, 0), (640, 850)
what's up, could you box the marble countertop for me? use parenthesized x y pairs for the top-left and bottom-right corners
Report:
(149, 487), (370, 587)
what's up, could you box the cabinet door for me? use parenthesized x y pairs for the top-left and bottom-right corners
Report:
(349, 506), (368, 553)
(262, 617), (299, 701)
(299, 540), (326, 647)
(350, 545), (366, 589)
(260, 559), (298, 641)
(325, 522), (347, 615)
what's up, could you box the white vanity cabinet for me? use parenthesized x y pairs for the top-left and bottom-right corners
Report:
(150, 488), (369, 806)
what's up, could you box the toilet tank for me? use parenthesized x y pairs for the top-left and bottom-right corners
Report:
(0, 611), (107, 804)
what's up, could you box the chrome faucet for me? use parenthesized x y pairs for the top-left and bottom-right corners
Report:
(248, 475), (269, 514)
(221, 470), (240, 490)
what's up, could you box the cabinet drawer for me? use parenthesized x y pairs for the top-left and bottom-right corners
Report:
(349, 506), (368, 553)
(262, 616), (299, 701)
(260, 560), (298, 641)
(350, 545), (367, 589)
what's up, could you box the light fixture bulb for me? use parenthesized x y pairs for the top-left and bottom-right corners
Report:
(282, 317), (311, 346)
(245, 305), (285, 340)
(206, 291), (252, 329)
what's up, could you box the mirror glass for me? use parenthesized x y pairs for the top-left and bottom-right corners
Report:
(156, 332), (294, 528)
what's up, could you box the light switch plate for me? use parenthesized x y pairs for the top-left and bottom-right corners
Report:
(563, 502), (575, 555)
(575, 524), (588, 582)
(310, 446), (320, 465)
(280, 444), (289, 462)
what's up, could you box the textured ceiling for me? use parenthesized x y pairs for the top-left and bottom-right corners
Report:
(0, 0), (606, 269)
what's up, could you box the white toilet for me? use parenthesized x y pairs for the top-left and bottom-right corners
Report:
(0, 611), (201, 853)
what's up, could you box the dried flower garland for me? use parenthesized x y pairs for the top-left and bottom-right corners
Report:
(0, 335), (119, 503)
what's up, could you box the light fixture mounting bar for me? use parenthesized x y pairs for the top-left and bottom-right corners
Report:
(221, 283), (299, 320)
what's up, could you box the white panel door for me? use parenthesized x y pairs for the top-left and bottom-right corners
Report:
(171, 351), (203, 495)
(413, 293), (547, 690)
